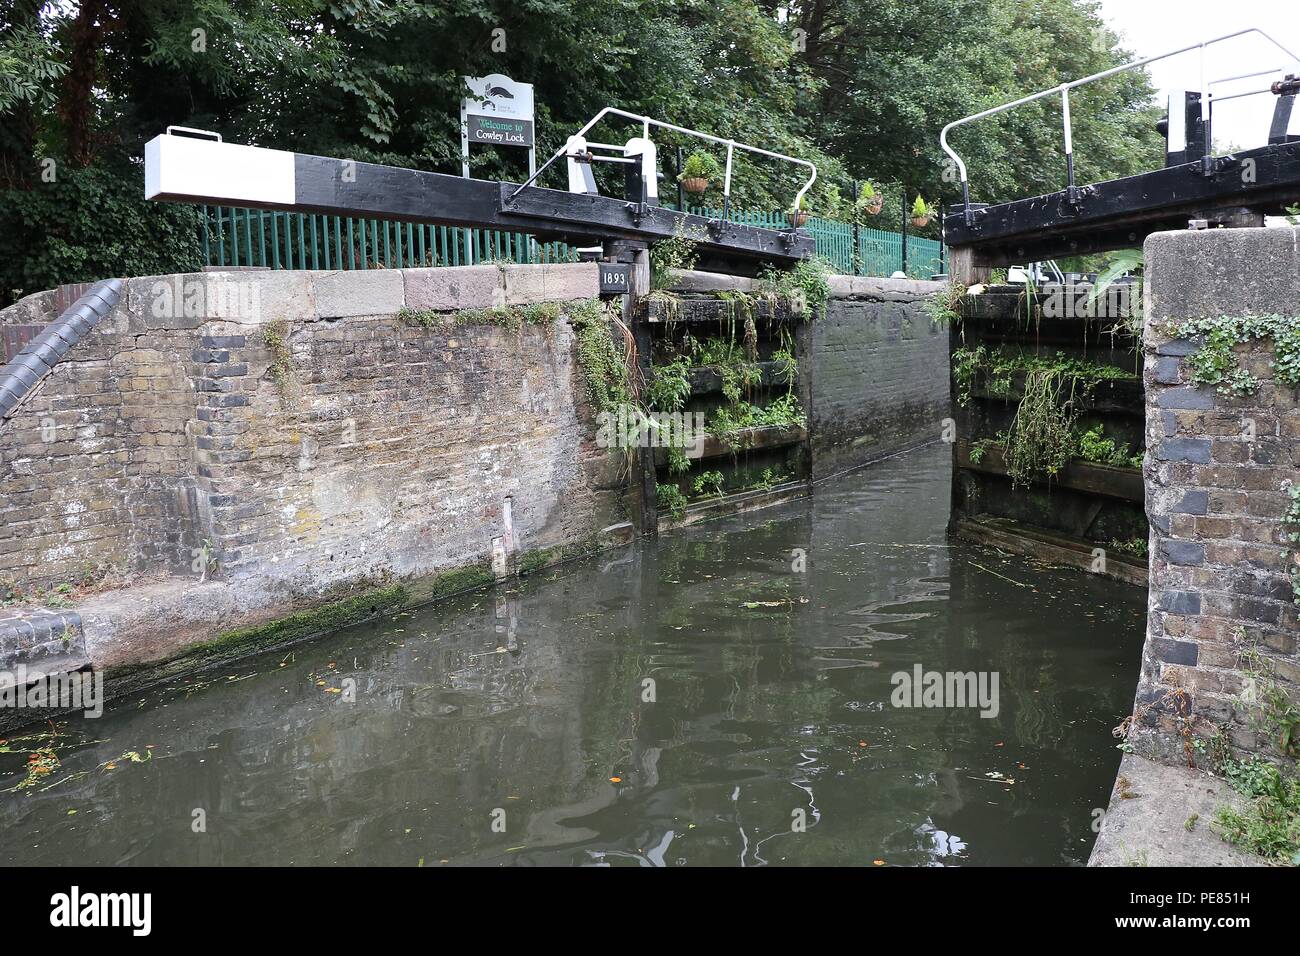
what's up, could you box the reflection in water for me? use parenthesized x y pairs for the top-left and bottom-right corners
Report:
(0, 443), (1145, 866)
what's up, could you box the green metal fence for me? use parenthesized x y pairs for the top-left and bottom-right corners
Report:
(199, 206), (580, 271)
(684, 207), (943, 279)
(200, 205), (942, 279)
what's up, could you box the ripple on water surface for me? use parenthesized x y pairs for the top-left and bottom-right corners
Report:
(0, 443), (1146, 866)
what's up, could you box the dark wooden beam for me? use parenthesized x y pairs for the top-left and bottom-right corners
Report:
(945, 141), (1300, 266)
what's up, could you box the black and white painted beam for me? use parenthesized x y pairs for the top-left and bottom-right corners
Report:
(144, 130), (814, 268)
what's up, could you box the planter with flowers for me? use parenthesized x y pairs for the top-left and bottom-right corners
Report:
(910, 196), (937, 228)
(856, 180), (884, 217)
(678, 151), (722, 195)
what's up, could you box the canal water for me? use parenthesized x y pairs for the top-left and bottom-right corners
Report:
(0, 443), (1146, 866)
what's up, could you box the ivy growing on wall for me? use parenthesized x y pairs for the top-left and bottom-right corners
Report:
(1168, 313), (1300, 397)
(569, 298), (632, 415)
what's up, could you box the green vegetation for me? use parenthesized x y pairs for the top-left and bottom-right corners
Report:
(1212, 755), (1300, 865)
(398, 306), (441, 329)
(952, 347), (1139, 486)
(650, 225), (701, 291)
(757, 258), (832, 315)
(1168, 313), (1300, 397)
(657, 483), (687, 522)
(772, 336), (798, 393)
(570, 299), (632, 416)
(1234, 635), (1300, 758)
(1002, 367), (1081, 488)
(1106, 536), (1148, 559)
(923, 281), (968, 327)
(516, 537), (603, 577)
(1199, 632), (1300, 862)
(952, 347), (1136, 406)
(647, 357), (692, 412)
(1088, 248), (1143, 323)
(396, 301), (563, 332)
(689, 333), (763, 405)
(262, 320), (294, 405)
(692, 470), (726, 499)
(855, 180), (882, 214)
(666, 446), (692, 477)
(1, 1), (1162, 304)
(709, 392), (805, 438)
(716, 289), (757, 328)
(205, 583), (408, 657)
(1077, 425), (1142, 469)
(678, 151), (722, 184)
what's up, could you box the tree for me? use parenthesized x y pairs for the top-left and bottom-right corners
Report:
(0, 0), (1168, 301)
(788, 0), (1163, 208)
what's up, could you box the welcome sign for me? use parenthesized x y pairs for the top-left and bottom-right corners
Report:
(461, 74), (535, 148)
(466, 114), (533, 147)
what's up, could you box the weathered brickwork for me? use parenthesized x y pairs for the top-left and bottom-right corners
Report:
(810, 275), (949, 477)
(0, 264), (614, 661)
(1135, 228), (1300, 763)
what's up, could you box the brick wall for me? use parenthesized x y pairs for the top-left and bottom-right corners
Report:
(1136, 227), (1300, 763)
(810, 275), (949, 478)
(0, 264), (617, 624)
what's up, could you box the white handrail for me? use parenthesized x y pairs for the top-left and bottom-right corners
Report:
(508, 107), (817, 217)
(940, 27), (1300, 214)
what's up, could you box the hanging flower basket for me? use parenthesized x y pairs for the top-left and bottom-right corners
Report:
(863, 198), (884, 216)
(910, 196), (936, 229)
(788, 209), (809, 227)
(678, 152), (722, 197)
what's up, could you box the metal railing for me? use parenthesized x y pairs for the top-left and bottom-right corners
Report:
(940, 27), (1300, 220)
(199, 206), (579, 271)
(511, 107), (818, 216)
(201, 205), (943, 279)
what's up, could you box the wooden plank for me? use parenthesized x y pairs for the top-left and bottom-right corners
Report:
(955, 440), (1144, 501)
(954, 516), (1147, 588)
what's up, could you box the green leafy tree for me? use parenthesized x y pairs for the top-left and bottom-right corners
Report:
(0, 0), (1166, 302)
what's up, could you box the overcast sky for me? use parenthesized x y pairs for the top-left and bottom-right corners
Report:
(1095, 0), (1300, 150)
